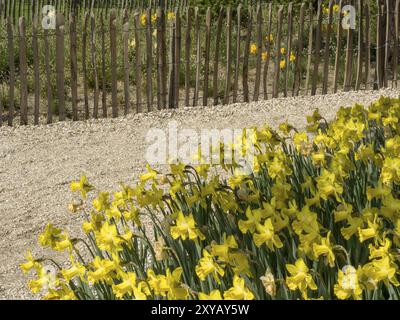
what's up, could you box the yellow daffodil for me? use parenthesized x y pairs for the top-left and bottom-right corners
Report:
(224, 275), (254, 300)
(20, 251), (42, 274)
(38, 224), (72, 252)
(312, 232), (335, 267)
(195, 250), (225, 283)
(70, 175), (93, 199)
(250, 43), (257, 55)
(362, 256), (399, 287)
(253, 219), (283, 251)
(286, 258), (317, 299)
(112, 272), (148, 300)
(165, 267), (189, 300)
(87, 257), (117, 284)
(140, 13), (147, 26)
(198, 290), (223, 300)
(170, 211), (205, 241)
(167, 12), (176, 21)
(261, 52), (268, 61)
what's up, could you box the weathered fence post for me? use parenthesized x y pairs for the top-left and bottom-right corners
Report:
(355, 0), (364, 91)
(91, 13), (100, 118)
(253, 3), (263, 101)
(184, 6), (192, 107)
(6, 17), (14, 126)
(70, 12), (78, 121)
(284, 2), (292, 97)
(173, 7), (181, 108)
(333, 0), (343, 93)
(344, 1), (354, 92)
(203, 7), (211, 106)
(134, 12), (142, 113)
(223, 6), (232, 105)
(233, 4), (242, 103)
(322, 0), (333, 95)
(83, 12), (90, 119)
(293, 3), (305, 96)
(193, 6), (200, 106)
(212, 7), (224, 106)
(311, 0), (322, 96)
(19, 17), (28, 125)
(122, 9), (130, 115)
(272, 6), (283, 98)
(56, 14), (66, 121)
(146, 8), (154, 111)
(110, 9), (118, 117)
(263, 3), (272, 99)
(101, 13), (108, 117)
(243, 5), (252, 102)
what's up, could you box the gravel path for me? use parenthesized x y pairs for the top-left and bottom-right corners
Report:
(0, 89), (398, 299)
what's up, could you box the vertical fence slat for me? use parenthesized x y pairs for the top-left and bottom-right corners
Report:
(155, 6), (162, 110)
(83, 12), (90, 119)
(394, 0), (399, 87)
(123, 9), (130, 115)
(6, 17), (14, 126)
(376, 2), (382, 89)
(253, 4), (262, 101)
(223, 6), (232, 105)
(344, 2), (354, 92)
(272, 6), (283, 98)
(168, 10), (175, 108)
(160, 7), (167, 109)
(184, 6), (192, 107)
(311, 0), (322, 96)
(263, 3), (272, 100)
(233, 4), (242, 103)
(146, 8), (154, 111)
(203, 7), (211, 106)
(364, 2), (371, 89)
(110, 9), (118, 117)
(293, 3), (305, 96)
(193, 6), (200, 106)
(56, 14), (65, 121)
(91, 13), (100, 118)
(355, 0), (364, 91)
(243, 5), (252, 102)
(43, 28), (53, 124)
(101, 13), (108, 117)
(174, 7), (181, 108)
(333, 0), (343, 93)
(305, 3), (314, 95)
(70, 13), (78, 121)
(32, 15), (40, 125)
(322, 0), (333, 95)
(212, 7), (224, 105)
(134, 12), (142, 113)
(284, 2), (293, 98)
(384, 0), (390, 87)
(19, 17), (27, 125)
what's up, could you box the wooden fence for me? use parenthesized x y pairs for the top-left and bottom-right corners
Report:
(0, 0), (399, 126)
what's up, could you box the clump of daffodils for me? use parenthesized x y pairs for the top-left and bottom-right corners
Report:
(22, 97), (400, 300)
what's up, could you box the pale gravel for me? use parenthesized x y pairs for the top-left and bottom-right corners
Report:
(0, 89), (399, 300)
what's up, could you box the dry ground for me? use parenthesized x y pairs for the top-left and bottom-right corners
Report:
(0, 89), (399, 299)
